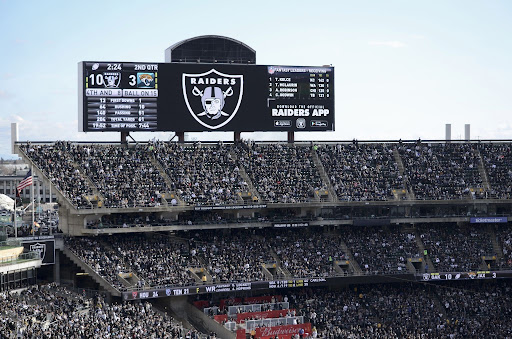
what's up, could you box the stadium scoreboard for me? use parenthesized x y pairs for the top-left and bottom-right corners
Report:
(79, 62), (334, 132)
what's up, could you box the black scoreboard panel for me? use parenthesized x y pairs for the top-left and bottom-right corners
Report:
(78, 62), (334, 132)
(123, 270), (512, 301)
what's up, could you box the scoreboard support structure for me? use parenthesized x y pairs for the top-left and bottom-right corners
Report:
(177, 132), (185, 143)
(288, 131), (295, 143)
(121, 131), (129, 144)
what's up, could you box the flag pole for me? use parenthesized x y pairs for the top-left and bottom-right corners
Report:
(14, 190), (17, 238)
(31, 164), (35, 235)
(49, 184), (52, 235)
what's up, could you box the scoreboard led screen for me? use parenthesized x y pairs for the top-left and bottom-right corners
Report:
(78, 62), (334, 132)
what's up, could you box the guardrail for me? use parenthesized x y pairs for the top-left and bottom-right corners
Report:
(0, 252), (40, 265)
(0, 239), (22, 247)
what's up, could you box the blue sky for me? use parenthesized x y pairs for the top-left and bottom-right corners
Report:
(1, 0), (512, 158)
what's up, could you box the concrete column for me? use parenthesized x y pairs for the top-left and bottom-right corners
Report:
(59, 208), (70, 234)
(445, 124), (451, 142)
(11, 123), (18, 154)
(465, 124), (470, 141)
(53, 250), (61, 284)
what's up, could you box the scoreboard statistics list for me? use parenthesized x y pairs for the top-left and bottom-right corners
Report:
(79, 62), (334, 132)
(81, 62), (159, 131)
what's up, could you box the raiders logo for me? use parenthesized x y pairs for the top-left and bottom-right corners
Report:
(103, 72), (121, 88)
(30, 243), (46, 260)
(182, 69), (243, 129)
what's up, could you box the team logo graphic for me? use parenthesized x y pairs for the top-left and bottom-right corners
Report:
(137, 73), (155, 88)
(30, 243), (46, 260)
(183, 69), (243, 129)
(132, 291), (138, 298)
(103, 72), (121, 88)
(296, 118), (306, 129)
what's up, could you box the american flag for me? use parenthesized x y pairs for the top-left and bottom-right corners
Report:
(17, 170), (33, 193)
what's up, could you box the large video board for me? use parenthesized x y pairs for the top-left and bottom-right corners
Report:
(78, 62), (334, 132)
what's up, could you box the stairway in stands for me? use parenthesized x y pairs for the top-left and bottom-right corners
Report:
(392, 147), (415, 200)
(147, 152), (183, 206)
(61, 247), (121, 297)
(229, 149), (261, 202)
(311, 147), (339, 202)
(476, 148), (493, 198)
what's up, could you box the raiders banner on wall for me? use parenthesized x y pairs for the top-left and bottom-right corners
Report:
(22, 239), (55, 265)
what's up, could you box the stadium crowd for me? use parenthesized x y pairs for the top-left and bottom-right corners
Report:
(64, 223), (512, 292)
(398, 143), (483, 200)
(152, 141), (248, 206)
(480, 143), (512, 199)
(316, 143), (402, 201)
(65, 237), (130, 290)
(0, 283), (203, 338)
(286, 282), (512, 338)
(419, 224), (495, 272)
(234, 141), (325, 203)
(68, 143), (168, 208)
(20, 142), (94, 208)
(17, 141), (512, 208)
(342, 226), (420, 274)
(267, 229), (347, 277)
(191, 230), (275, 283)
(496, 224), (512, 269)
(110, 233), (199, 288)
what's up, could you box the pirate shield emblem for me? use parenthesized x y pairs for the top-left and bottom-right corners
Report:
(183, 69), (244, 129)
(30, 242), (46, 260)
(103, 72), (121, 88)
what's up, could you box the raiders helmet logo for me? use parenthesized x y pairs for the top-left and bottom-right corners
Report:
(103, 72), (121, 88)
(182, 69), (243, 129)
(30, 242), (46, 260)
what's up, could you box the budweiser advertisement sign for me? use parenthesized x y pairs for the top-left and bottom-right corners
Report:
(255, 323), (312, 339)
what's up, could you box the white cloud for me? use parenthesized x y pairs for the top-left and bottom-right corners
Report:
(368, 41), (406, 48)
(0, 89), (11, 99)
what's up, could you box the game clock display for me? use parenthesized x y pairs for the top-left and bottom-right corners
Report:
(78, 62), (335, 132)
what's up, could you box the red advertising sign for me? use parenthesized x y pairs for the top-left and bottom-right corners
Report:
(254, 323), (311, 339)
